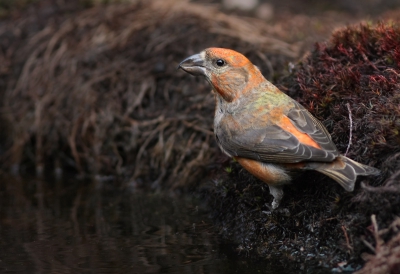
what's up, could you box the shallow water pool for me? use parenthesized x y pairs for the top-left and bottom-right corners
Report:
(0, 173), (333, 273)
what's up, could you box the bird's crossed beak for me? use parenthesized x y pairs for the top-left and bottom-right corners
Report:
(178, 53), (206, 76)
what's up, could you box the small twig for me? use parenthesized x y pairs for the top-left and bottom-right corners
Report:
(182, 120), (213, 135)
(361, 215), (385, 256)
(371, 214), (379, 231)
(361, 238), (376, 254)
(345, 103), (353, 156)
(371, 215), (384, 251)
(383, 169), (400, 187)
(341, 225), (353, 251)
(256, 51), (274, 79)
(361, 182), (400, 193)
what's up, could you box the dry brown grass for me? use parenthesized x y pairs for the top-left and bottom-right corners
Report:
(0, 0), (298, 187)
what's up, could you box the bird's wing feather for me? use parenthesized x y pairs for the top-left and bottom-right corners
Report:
(219, 102), (339, 163)
(287, 101), (338, 153)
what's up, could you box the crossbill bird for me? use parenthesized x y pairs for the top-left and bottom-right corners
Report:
(179, 48), (380, 209)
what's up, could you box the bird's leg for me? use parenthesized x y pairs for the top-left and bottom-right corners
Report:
(234, 157), (290, 210)
(268, 185), (284, 210)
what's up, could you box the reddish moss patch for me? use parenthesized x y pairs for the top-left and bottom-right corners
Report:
(288, 23), (400, 173)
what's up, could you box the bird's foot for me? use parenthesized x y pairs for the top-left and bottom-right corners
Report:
(262, 204), (290, 216)
(269, 185), (284, 209)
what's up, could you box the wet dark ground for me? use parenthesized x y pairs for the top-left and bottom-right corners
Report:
(0, 173), (338, 273)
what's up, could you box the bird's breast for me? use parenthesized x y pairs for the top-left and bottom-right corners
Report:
(214, 109), (232, 157)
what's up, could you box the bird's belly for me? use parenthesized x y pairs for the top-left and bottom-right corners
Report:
(235, 157), (292, 185)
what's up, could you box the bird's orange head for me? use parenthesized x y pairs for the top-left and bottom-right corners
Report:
(179, 48), (265, 102)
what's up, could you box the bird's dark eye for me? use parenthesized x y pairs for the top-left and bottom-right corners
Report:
(216, 59), (225, 67)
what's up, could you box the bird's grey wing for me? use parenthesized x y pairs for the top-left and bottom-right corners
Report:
(286, 101), (338, 155)
(218, 103), (339, 163)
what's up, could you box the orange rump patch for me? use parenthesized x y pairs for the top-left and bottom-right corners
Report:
(235, 157), (288, 185)
(279, 116), (321, 149)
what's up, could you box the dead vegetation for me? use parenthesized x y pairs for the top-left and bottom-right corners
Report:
(0, 0), (298, 186)
(356, 215), (400, 274)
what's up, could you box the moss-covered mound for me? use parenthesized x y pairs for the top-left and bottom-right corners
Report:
(291, 23), (400, 173)
(207, 23), (400, 270)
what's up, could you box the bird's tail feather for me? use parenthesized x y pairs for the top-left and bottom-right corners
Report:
(309, 156), (380, 191)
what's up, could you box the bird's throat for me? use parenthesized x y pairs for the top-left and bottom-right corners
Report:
(212, 83), (235, 102)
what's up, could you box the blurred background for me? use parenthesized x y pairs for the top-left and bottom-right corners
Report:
(1, 0), (399, 185)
